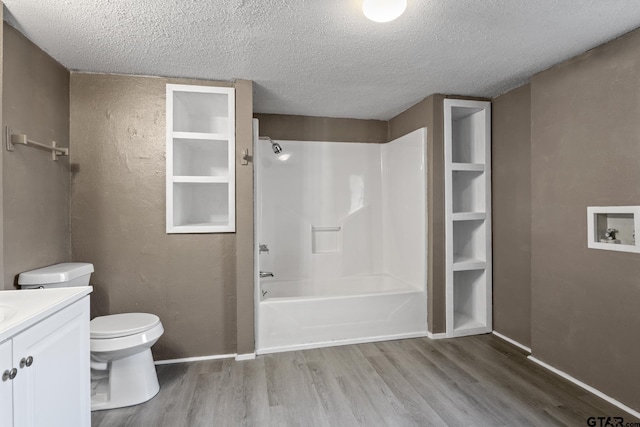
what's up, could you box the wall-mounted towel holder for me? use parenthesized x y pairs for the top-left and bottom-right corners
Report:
(241, 148), (252, 166)
(5, 127), (69, 161)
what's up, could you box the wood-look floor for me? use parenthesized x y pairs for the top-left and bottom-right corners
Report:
(91, 334), (636, 427)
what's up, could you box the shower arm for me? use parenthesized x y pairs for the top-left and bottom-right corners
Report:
(259, 136), (274, 144)
(259, 136), (283, 155)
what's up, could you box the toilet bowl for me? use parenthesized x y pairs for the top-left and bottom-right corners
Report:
(90, 313), (164, 410)
(17, 263), (164, 411)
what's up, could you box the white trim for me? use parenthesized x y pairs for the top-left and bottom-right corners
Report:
(154, 353), (236, 365)
(444, 99), (454, 337)
(253, 118), (262, 355)
(256, 332), (428, 355)
(492, 331), (531, 353)
(528, 356), (640, 420)
(235, 353), (256, 361)
(426, 331), (447, 340)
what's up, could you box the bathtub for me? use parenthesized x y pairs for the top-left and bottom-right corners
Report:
(257, 274), (427, 354)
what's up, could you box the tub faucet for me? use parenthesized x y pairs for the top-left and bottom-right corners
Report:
(260, 271), (274, 278)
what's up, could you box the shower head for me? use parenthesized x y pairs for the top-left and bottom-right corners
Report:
(259, 136), (283, 155)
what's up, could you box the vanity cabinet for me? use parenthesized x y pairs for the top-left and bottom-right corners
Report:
(1, 340), (12, 427)
(166, 84), (236, 233)
(444, 99), (492, 338)
(0, 297), (90, 427)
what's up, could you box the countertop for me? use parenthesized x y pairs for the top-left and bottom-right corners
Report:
(0, 287), (92, 343)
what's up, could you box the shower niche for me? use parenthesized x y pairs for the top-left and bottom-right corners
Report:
(587, 206), (640, 253)
(166, 84), (235, 233)
(444, 99), (492, 338)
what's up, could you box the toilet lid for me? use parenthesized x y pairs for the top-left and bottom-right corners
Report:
(90, 313), (161, 339)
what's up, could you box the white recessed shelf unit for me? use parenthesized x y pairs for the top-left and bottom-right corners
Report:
(453, 220), (487, 270)
(166, 84), (235, 233)
(453, 269), (488, 331)
(444, 99), (492, 338)
(587, 206), (640, 253)
(452, 170), (485, 214)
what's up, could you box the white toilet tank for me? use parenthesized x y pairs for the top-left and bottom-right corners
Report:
(18, 262), (94, 289)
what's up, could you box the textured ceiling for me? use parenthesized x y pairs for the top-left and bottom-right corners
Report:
(4, 1), (640, 120)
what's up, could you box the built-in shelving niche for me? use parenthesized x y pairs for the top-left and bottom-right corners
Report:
(444, 99), (492, 338)
(166, 84), (236, 233)
(587, 206), (640, 253)
(453, 270), (488, 332)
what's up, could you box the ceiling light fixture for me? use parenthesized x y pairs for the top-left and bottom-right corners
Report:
(362, 0), (407, 23)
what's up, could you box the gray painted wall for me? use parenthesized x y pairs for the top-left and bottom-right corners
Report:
(2, 23), (71, 289)
(235, 79), (255, 355)
(69, 73), (253, 360)
(492, 27), (640, 411)
(491, 84), (532, 347)
(255, 113), (388, 143)
(530, 28), (640, 410)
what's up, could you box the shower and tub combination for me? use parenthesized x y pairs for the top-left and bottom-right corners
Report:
(254, 122), (428, 353)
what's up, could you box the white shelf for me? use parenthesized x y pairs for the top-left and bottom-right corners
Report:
(452, 212), (486, 221)
(453, 220), (486, 262)
(172, 131), (229, 141)
(166, 84), (235, 234)
(173, 137), (230, 177)
(452, 163), (485, 172)
(452, 270), (489, 336)
(171, 182), (231, 231)
(171, 221), (231, 233)
(452, 255), (486, 271)
(453, 312), (487, 331)
(445, 99), (492, 339)
(452, 170), (485, 213)
(450, 106), (487, 164)
(172, 176), (229, 183)
(172, 89), (231, 135)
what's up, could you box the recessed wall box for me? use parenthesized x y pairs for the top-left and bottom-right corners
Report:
(587, 206), (640, 253)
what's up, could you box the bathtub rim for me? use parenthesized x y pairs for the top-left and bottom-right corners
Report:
(261, 287), (425, 304)
(260, 272), (425, 303)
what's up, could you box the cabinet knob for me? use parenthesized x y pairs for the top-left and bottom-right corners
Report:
(2, 368), (17, 381)
(19, 356), (34, 368)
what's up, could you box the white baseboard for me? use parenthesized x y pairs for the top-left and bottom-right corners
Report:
(492, 331), (532, 353)
(154, 353), (236, 365)
(235, 353), (256, 361)
(426, 331), (447, 339)
(528, 356), (640, 419)
(257, 331), (428, 355)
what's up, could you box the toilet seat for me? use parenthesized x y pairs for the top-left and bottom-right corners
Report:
(91, 313), (160, 339)
(90, 322), (164, 354)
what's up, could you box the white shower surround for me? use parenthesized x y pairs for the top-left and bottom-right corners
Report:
(256, 128), (427, 353)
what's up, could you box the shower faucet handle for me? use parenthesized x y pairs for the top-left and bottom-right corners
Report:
(259, 244), (269, 254)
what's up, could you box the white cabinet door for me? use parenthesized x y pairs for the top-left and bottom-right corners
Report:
(0, 340), (13, 427)
(12, 297), (90, 427)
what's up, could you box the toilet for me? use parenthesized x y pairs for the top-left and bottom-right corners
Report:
(18, 262), (164, 411)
